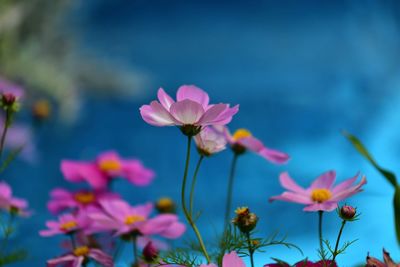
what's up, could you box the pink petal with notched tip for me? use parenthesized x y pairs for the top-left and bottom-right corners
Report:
(331, 176), (366, 202)
(139, 101), (177, 126)
(61, 161), (108, 189)
(210, 104), (239, 125)
(310, 170), (336, 190)
(331, 172), (359, 194)
(169, 99), (205, 125)
(259, 147), (290, 164)
(157, 88), (175, 110)
(121, 160), (155, 186)
(222, 251), (246, 267)
(279, 172), (307, 194)
(99, 199), (132, 219)
(47, 254), (81, 267)
(89, 249), (114, 267)
(269, 191), (312, 204)
(130, 202), (153, 218)
(198, 104), (229, 125)
(303, 201), (338, 212)
(176, 85), (209, 108)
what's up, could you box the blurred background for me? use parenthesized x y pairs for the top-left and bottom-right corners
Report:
(1, 0), (400, 265)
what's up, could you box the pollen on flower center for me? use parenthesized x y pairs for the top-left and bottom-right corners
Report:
(73, 246), (89, 257)
(99, 159), (121, 172)
(60, 221), (78, 231)
(232, 129), (252, 141)
(311, 188), (332, 203)
(74, 192), (95, 204)
(124, 215), (145, 225)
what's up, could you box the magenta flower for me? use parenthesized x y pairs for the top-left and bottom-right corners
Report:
(139, 85), (239, 129)
(87, 199), (186, 238)
(40, 213), (89, 237)
(194, 126), (227, 156)
(269, 171), (367, 212)
(47, 246), (113, 267)
(200, 251), (245, 267)
(47, 188), (119, 214)
(61, 151), (155, 189)
(214, 126), (289, 164)
(366, 249), (399, 267)
(264, 260), (337, 267)
(0, 181), (30, 216)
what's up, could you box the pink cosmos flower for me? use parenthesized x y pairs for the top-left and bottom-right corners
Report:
(214, 126), (289, 164)
(200, 251), (245, 267)
(366, 249), (399, 267)
(139, 85), (239, 128)
(61, 151), (154, 189)
(47, 188), (119, 214)
(47, 246), (113, 267)
(87, 199), (186, 238)
(194, 126), (227, 156)
(40, 213), (89, 237)
(0, 181), (30, 216)
(264, 260), (337, 267)
(269, 171), (367, 212)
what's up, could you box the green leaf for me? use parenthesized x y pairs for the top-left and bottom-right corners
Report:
(0, 249), (28, 266)
(393, 187), (400, 244)
(0, 145), (24, 173)
(343, 131), (397, 188)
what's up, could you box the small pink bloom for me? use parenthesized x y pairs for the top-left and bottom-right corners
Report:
(366, 249), (399, 267)
(269, 171), (367, 212)
(40, 213), (89, 237)
(87, 199), (186, 238)
(194, 126), (227, 156)
(61, 151), (155, 189)
(200, 251), (245, 267)
(47, 188), (119, 214)
(264, 260), (337, 267)
(47, 246), (113, 267)
(0, 181), (30, 216)
(140, 85), (239, 127)
(214, 126), (289, 164)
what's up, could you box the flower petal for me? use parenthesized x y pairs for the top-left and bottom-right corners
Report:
(89, 249), (114, 267)
(269, 192), (313, 204)
(61, 161), (108, 189)
(310, 170), (336, 190)
(331, 172), (359, 194)
(259, 147), (290, 164)
(222, 251), (246, 267)
(331, 176), (367, 202)
(176, 85), (209, 108)
(198, 104), (228, 125)
(210, 104), (239, 125)
(279, 172), (307, 194)
(157, 88), (175, 110)
(140, 101), (176, 126)
(169, 99), (204, 125)
(303, 202), (338, 212)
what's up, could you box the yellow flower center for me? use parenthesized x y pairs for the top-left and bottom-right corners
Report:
(32, 99), (51, 119)
(99, 159), (121, 172)
(74, 192), (95, 204)
(60, 221), (78, 231)
(157, 197), (173, 209)
(235, 206), (249, 216)
(232, 129), (252, 141)
(124, 215), (145, 225)
(311, 188), (332, 203)
(73, 246), (89, 257)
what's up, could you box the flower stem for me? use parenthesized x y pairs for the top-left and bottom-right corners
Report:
(132, 235), (138, 266)
(181, 136), (211, 263)
(245, 232), (255, 267)
(318, 210), (325, 259)
(0, 110), (12, 160)
(331, 220), (346, 266)
(224, 153), (239, 233)
(189, 155), (204, 216)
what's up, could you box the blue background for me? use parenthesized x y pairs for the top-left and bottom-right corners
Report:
(6, 0), (400, 266)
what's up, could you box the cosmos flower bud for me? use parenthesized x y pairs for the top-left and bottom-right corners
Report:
(340, 205), (356, 220)
(0, 93), (19, 113)
(232, 207), (258, 233)
(143, 241), (159, 263)
(155, 197), (176, 214)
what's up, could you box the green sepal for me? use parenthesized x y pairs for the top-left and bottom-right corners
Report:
(393, 187), (400, 245)
(343, 131), (397, 188)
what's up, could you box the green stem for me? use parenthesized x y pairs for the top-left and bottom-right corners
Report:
(132, 235), (138, 266)
(0, 110), (11, 160)
(224, 153), (239, 232)
(189, 155), (204, 216)
(331, 220), (346, 266)
(318, 211), (325, 260)
(181, 136), (211, 263)
(245, 232), (255, 267)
